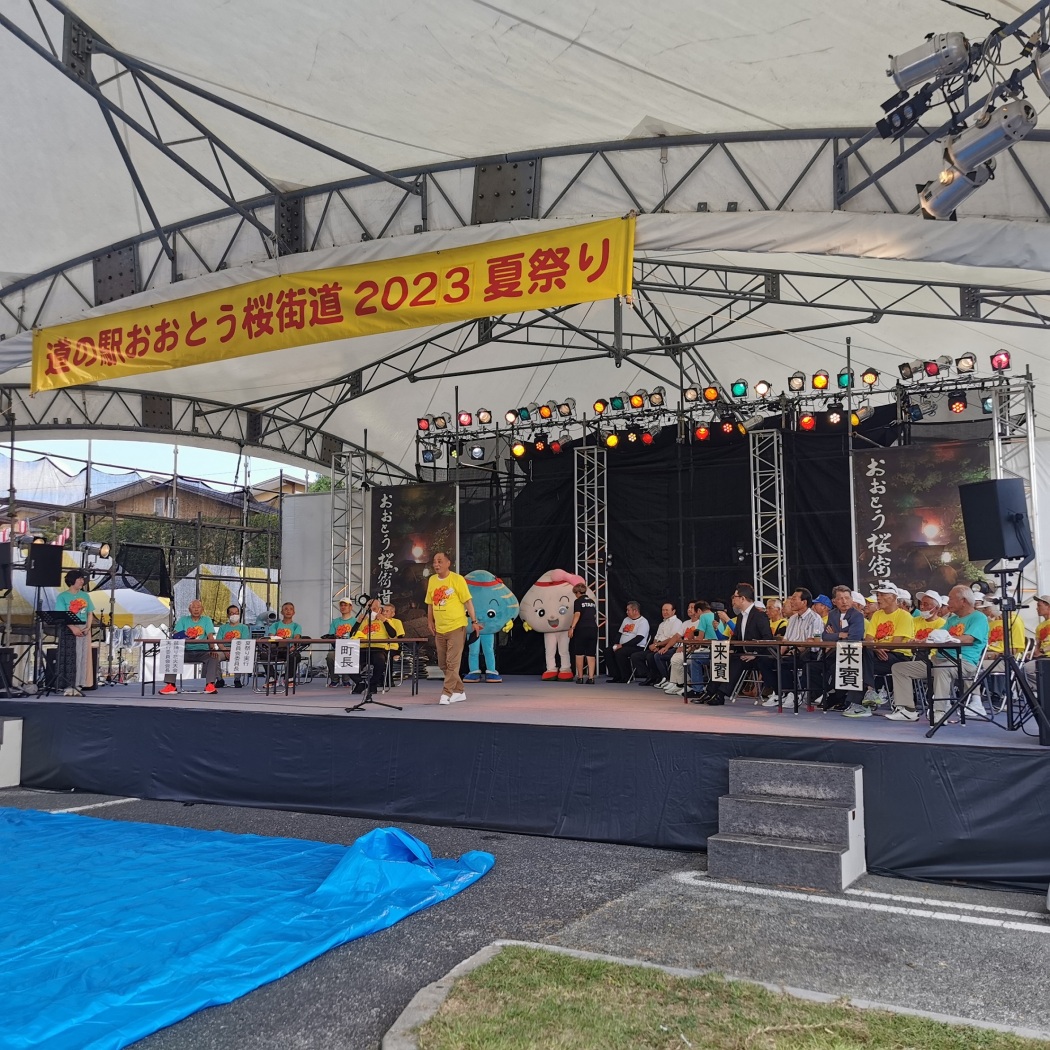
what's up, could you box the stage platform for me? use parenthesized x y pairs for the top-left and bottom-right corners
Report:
(1, 676), (1047, 889)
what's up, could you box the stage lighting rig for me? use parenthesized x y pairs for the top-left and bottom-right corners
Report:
(851, 404), (874, 425)
(647, 387), (666, 408)
(719, 414), (736, 435)
(604, 432), (619, 448)
(861, 367), (880, 386)
(981, 395), (995, 414)
(477, 408), (493, 425)
(754, 380), (772, 398)
(919, 160), (995, 219)
(593, 398), (609, 414)
(504, 409), (518, 425)
(949, 391), (968, 414)
(693, 423), (711, 442)
(557, 399), (576, 418)
(730, 378), (748, 398)
(798, 412), (817, 432)
(898, 360), (922, 380)
(534, 433), (548, 452)
(991, 349), (1012, 371)
(457, 410), (473, 427)
(955, 353), (976, 373)
(417, 416), (432, 432)
(1037, 44), (1050, 97)
(468, 444), (486, 461)
(812, 370), (830, 391)
(432, 412), (451, 430)
(837, 368), (853, 390)
(511, 440), (528, 458)
(888, 32), (970, 94)
(629, 391), (646, 410)
(947, 99), (1038, 172)
(610, 392), (629, 411)
(683, 387), (700, 403)
(702, 385), (720, 403)
(737, 411), (765, 434)
(787, 372), (805, 392)
(421, 446), (441, 464)
(826, 402), (845, 427)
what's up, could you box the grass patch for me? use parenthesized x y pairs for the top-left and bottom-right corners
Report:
(417, 946), (1043, 1050)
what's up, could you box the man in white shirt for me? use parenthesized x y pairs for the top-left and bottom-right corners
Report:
(603, 601), (650, 683)
(766, 587), (824, 707)
(663, 602), (702, 695)
(631, 602), (685, 686)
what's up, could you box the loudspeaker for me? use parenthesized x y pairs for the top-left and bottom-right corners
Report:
(0, 542), (10, 591)
(958, 479), (1033, 562)
(1034, 661), (1050, 747)
(25, 543), (64, 588)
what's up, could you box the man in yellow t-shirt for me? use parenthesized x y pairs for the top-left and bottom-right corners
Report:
(861, 583), (915, 707)
(912, 590), (947, 642)
(1024, 595), (1050, 694)
(425, 551), (480, 705)
(978, 597), (1025, 659)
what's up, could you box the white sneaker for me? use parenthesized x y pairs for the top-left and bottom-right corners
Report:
(843, 702), (872, 718)
(652, 678), (668, 689)
(862, 688), (885, 707)
(964, 697), (986, 719)
(760, 696), (781, 708)
(447, 692), (466, 704)
(438, 693), (452, 705)
(883, 706), (918, 721)
(665, 685), (684, 696)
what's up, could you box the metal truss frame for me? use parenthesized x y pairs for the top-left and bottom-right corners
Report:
(574, 445), (609, 647)
(749, 430), (787, 602)
(331, 450), (369, 604)
(0, 383), (413, 477)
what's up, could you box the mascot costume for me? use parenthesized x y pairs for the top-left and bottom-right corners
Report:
(463, 570), (519, 683)
(519, 569), (585, 681)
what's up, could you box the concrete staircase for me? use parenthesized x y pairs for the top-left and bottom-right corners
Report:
(707, 758), (866, 892)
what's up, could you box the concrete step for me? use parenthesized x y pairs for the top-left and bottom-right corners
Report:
(718, 793), (858, 847)
(728, 757), (862, 806)
(707, 832), (851, 892)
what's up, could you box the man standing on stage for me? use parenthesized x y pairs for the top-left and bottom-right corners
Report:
(426, 551), (481, 706)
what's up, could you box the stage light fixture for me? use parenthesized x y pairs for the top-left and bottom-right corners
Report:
(754, 380), (772, 398)
(477, 408), (492, 425)
(534, 434), (547, 452)
(432, 413), (450, 429)
(730, 378), (748, 398)
(554, 429), (571, 452)
(981, 395), (994, 414)
(918, 160), (995, 219)
(888, 32), (969, 93)
(610, 393), (626, 411)
(1036, 45), (1050, 98)
(798, 413), (817, 432)
(702, 385), (720, 402)
(861, 367), (880, 386)
(80, 541), (111, 558)
(923, 360), (941, 377)
(647, 387), (665, 408)
(457, 410), (473, 427)
(593, 398), (609, 414)
(468, 444), (486, 461)
(826, 402), (845, 427)
(898, 360), (922, 380)
(605, 432), (619, 448)
(511, 440), (528, 458)
(851, 404), (873, 425)
(694, 423), (711, 442)
(837, 368), (853, 390)
(737, 411), (765, 434)
(505, 409), (518, 425)
(557, 398), (576, 418)
(787, 372), (805, 392)
(955, 353), (976, 373)
(948, 391), (968, 414)
(907, 402), (924, 422)
(990, 349), (1011, 372)
(549, 438), (563, 454)
(538, 402), (554, 420)
(642, 426), (658, 446)
(421, 447), (440, 464)
(946, 100), (1038, 173)
(626, 428), (640, 443)
(629, 391), (646, 410)
(720, 414), (736, 435)
(683, 387), (700, 403)
(811, 370), (829, 391)
(417, 416), (432, 432)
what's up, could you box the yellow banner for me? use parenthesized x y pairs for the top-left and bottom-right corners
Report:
(32, 216), (635, 393)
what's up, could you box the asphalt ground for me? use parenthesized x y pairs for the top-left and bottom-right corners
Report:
(4, 786), (1048, 1048)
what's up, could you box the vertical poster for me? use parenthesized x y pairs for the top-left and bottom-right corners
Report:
(853, 442), (990, 596)
(370, 482), (457, 617)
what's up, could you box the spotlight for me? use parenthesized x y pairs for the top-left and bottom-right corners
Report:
(694, 423), (711, 442)
(720, 414), (735, 435)
(549, 438), (563, 455)
(826, 402), (845, 427)
(683, 387), (700, 403)
(981, 395), (994, 414)
(754, 380), (772, 398)
(990, 349), (1011, 372)
(468, 444), (486, 461)
(505, 409), (519, 425)
(702, 385), (720, 403)
(898, 360), (922, 380)
(417, 416), (432, 432)
(948, 391), (968, 414)
(477, 408), (493, 425)
(647, 387), (665, 408)
(604, 432), (619, 448)
(888, 32), (969, 93)
(1036, 45), (1050, 99)
(519, 405), (536, 422)
(593, 398), (609, 414)
(923, 360), (941, 377)
(538, 402), (555, 420)
(946, 100), (1038, 172)
(837, 368), (853, 390)
(787, 372), (805, 392)
(557, 399), (576, 417)
(861, 367), (880, 386)
(641, 426), (658, 446)
(907, 402), (924, 422)
(553, 430), (570, 453)
(457, 410), (473, 427)
(432, 413), (450, 430)
(851, 404), (873, 425)
(737, 411), (765, 434)
(511, 440), (528, 458)
(730, 378), (748, 398)
(798, 413), (817, 432)
(811, 370), (829, 391)
(534, 434), (547, 452)
(918, 160), (995, 219)
(626, 428), (640, 443)
(421, 446), (440, 464)
(80, 541), (111, 558)
(609, 393), (626, 411)
(629, 391), (646, 410)
(954, 353), (976, 373)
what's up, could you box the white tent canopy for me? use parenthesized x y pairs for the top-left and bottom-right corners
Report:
(2, 1), (1049, 471)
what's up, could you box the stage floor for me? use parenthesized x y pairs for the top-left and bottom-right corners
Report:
(24, 674), (1043, 749)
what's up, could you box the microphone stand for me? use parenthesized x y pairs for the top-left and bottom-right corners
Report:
(347, 599), (401, 712)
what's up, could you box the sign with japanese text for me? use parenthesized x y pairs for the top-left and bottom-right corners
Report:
(833, 642), (863, 691)
(32, 216), (635, 393)
(158, 638), (185, 677)
(229, 639), (256, 676)
(852, 442), (990, 597)
(333, 638), (361, 675)
(710, 640), (731, 683)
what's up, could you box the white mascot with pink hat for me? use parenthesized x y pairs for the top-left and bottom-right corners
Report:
(519, 568), (587, 681)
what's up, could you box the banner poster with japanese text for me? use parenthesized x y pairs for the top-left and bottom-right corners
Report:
(32, 215), (635, 393)
(370, 483), (457, 622)
(853, 441), (990, 597)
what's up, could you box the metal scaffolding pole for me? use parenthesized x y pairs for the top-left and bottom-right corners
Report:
(574, 444), (609, 646)
(749, 430), (787, 601)
(331, 450), (368, 603)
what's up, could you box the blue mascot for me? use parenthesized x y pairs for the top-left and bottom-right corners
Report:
(463, 570), (519, 683)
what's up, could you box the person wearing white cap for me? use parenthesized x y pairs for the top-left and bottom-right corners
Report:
(856, 583), (915, 711)
(913, 591), (946, 642)
(895, 587), (913, 612)
(850, 591), (867, 615)
(1023, 595), (1050, 693)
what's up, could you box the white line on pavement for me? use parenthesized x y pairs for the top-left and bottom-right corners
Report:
(846, 886), (1046, 920)
(675, 873), (1050, 934)
(48, 797), (139, 814)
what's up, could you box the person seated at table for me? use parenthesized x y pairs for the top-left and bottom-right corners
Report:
(215, 604), (250, 688)
(765, 598), (787, 636)
(325, 598), (358, 686)
(160, 598), (219, 695)
(265, 602), (303, 687)
(812, 593), (832, 626)
(1024, 595), (1050, 693)
(886, 585), (988, 722)
(820, 585), (871, 716)
(979, 597), (1025, 663)
(767, 589), (822, 707)
(694, 584), (774, 706)
(682, 600), (718, 697)
(860, 583), (915, 709)
(912, 591), (946, 641)
(380, 603), (407, 683)
(603, 601), (649, 683)
(350, 599), (404, 693)
(54, 569), (95, 697)
(630, 602), (684, 686)
(662, 601), (702, 696)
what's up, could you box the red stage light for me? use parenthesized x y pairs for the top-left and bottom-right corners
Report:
(694, 425), (710, 441)
(457, 411), (472, 427)
(990, 349), (1011, 372)
(550, 440), (563, 454)
(417, 417), (430, 431)
(923, 360), (940, 377)
(799, 413), (817, 431)
(721, 420), (735, 434)
(641, 431), (654, 446)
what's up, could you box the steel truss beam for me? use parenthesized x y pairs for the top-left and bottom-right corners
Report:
(749, 430), (787, 601)
(0, 383), (412, 478)
(331, 450), (369, 604)
(574, 445), (609, 649)
(6, 124), (1050, 338)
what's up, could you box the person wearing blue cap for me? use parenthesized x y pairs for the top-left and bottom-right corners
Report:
(813, 594), (833, 624)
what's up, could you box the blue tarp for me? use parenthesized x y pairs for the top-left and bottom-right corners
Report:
(0, 808), (494, 1050)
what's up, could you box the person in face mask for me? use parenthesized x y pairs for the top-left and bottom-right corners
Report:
(913, 591), (947, 641)
(217, 604), (251, 688)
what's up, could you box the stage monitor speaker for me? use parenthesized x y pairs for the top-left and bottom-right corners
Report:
(114, 543), (173, 599)
(1034, 661), (1050, 747)
(958, 478), (1033, 562)
(25, 543), (64, 588)
(0, 542), (10, 590)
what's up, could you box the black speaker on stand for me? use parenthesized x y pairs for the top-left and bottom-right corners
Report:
(25, 544), (64, 588)
(958, 478), (1033, 563)
(0, 542), (11, 591)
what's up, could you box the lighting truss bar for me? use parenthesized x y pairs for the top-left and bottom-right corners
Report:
(574, 446), (609, 648)
(750, 430), (787, 601)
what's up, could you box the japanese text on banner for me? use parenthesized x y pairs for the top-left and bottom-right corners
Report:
(32, 216), (635, 393)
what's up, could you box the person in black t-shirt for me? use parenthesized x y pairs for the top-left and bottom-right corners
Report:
(568, 582), (598, 684)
